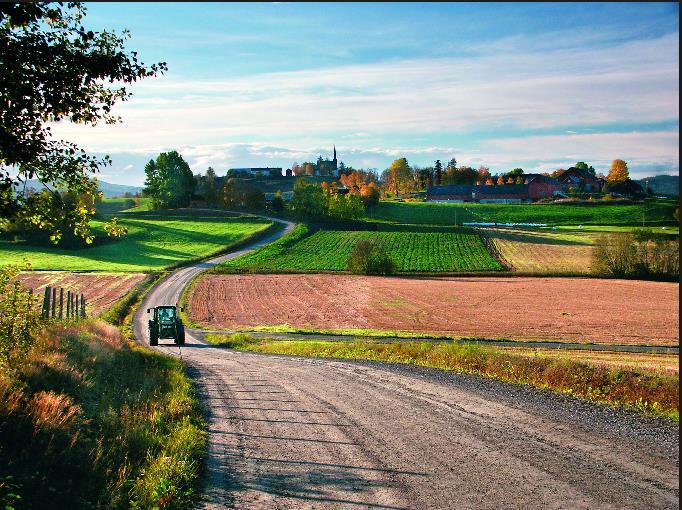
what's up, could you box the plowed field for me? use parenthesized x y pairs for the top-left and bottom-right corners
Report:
(188, 275), (679, 346)
(17, 272), (145, 316)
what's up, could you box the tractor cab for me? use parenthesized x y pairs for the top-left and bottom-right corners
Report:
(146, 305), (185, 346)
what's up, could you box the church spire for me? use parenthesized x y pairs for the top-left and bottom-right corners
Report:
(333, 144), (336, 161)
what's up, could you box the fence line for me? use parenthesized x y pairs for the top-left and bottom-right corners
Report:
(40, 285), (86, 320)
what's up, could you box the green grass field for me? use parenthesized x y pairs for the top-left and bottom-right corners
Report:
(217, 224), (502, 273)
(369, 199), (678, 226)
(0, 214), (273, 271)
(95, 197), (152, 215)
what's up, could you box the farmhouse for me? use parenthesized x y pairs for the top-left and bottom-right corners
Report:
(427, 174), (562, 203)
(556, 167), (602, 191)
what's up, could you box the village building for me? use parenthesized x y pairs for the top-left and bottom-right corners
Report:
(229, 167), (282, 178)
(555, 167), (601, 191)
(426, 174), (563, 203)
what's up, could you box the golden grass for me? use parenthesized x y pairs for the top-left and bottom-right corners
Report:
(206, 334), (679, 421)
(0, 321), (206, 509)
(482, 227), (595, 273)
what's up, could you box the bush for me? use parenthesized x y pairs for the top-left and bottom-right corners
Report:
(0, 265), (40, 373)
(345, 239), (395, 275)
(593, 231), (679, 278)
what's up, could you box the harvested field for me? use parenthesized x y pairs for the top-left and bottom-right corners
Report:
(189, 275), (679, 346)
(17, 272), (145, 316)
(496, 347), (679, 375)
(480, 227), (595, 273)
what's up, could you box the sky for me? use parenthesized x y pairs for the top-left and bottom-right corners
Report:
(49, 2), (679, 185)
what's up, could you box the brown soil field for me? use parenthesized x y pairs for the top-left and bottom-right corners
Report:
(189, 274), (679, 346)
(17, 272), (146, 316)
(480, 228), (595, 273)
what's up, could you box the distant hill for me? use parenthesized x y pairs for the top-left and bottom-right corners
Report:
(635, 175), (679, 196)
(21, 179), (143, 198)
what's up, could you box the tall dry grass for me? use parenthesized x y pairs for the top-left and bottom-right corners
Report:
(0, 320), (206, 509)
(207, 335), (679, 421)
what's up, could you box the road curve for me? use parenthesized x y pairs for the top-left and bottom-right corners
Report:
(134, 217), (679, 510)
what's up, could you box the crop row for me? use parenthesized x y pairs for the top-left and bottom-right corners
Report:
(220, 225), (502, 273)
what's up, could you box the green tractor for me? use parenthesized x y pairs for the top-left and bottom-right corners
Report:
(147, 305), (185, 346)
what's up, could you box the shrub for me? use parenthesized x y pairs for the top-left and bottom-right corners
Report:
(593, 231), (679, 278)
(346, 238), (395, 275)
(0, 265), (40, 373)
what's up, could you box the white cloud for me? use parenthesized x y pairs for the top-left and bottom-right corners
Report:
(97, 129), (678, 186)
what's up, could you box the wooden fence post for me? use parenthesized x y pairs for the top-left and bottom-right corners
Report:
(42, 286), (50, 319)
(51, 287), (56, 318)
(66, 290), (71, 319)
(59, 288), (64, 319)
(75, 294), (79, 319)
(80, 295), (86, 318)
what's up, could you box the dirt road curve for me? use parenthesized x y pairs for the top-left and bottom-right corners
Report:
(134, 219), (679, 509)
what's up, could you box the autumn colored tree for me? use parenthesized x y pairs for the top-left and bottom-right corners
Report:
(607, 159), (629, 184)
(496, 175), (505, 185)
(291, 163), (303, 176)
(485, 177), (494, 185)
(477, 166), (491, 180)
(383, 158), (414, 197)
(359, 182), (380, 207)
(515, 175), (524, 184)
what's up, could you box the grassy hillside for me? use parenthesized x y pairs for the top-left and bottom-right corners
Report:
(0, 214), (274, 271)
(216, 224), (502, 273)
(96, 197), (152, 215)
(370, 199), (678, 226)
(635, 175), (679, 197)
(0, 321), (206, 509)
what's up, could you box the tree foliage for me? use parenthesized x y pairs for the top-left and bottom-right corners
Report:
(575, 161), (596, 176)
(345, 239), (395, 275)
(0, 264), (40, 373)
(221, 178), (265, 210)
(203, 167), (219, 206)
(593, 231), (678, 278)
(383, 158), (414, 197)
(143, 151), (195, 209)
(607, 159), (629, 184)
(271, 191), (284, 212)
(0, 2), (165, 243)
(434, 160), (443, 186)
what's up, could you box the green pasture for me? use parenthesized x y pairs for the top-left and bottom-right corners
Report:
(217, 224), (502, 273)
(0, 214), (273, 271)
(95, 197), (152, 215)
(369, 199), (678, 226)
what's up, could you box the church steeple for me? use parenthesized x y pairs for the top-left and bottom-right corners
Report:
(333, 144), (337, 162)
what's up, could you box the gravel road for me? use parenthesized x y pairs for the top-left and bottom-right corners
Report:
(133, 218), (679, 509)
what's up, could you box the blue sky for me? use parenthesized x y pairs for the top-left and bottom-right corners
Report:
(51, 2), (679, 184)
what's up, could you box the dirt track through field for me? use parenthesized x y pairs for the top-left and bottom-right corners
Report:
(134, 218), (678, 509)
(189, 274), (679, 346)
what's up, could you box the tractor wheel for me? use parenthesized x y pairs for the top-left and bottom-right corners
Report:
(176, 325), (185, 346)
(148, 321), (158, 346)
